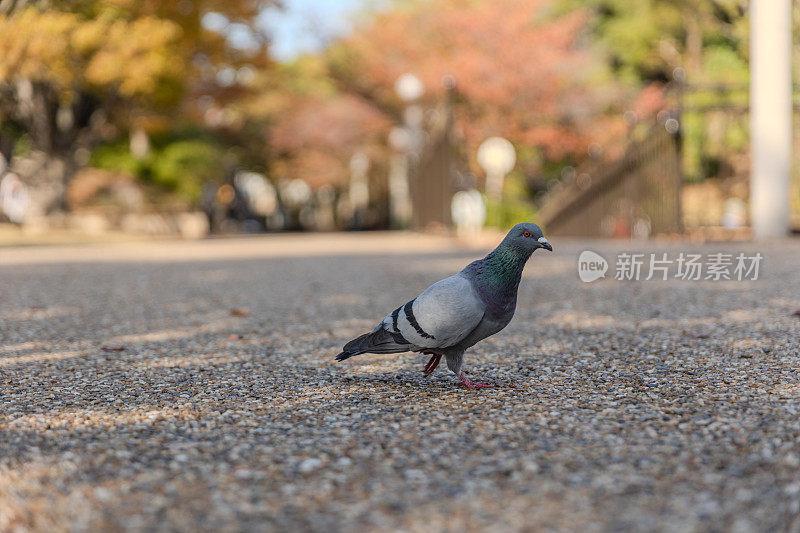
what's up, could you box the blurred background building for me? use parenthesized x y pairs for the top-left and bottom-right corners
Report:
(0, 0), (796, 240)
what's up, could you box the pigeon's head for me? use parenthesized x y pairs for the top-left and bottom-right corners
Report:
(504, 222), (552, 254)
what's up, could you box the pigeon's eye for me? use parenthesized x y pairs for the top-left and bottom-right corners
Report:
(523, 231), (531, 238)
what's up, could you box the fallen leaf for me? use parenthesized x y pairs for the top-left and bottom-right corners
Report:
(101, 345), (125, 352)
(230, 307), (250, 317)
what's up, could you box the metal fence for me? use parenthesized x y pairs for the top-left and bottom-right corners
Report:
(409, 98), (456, 230)
(538, 80), (800, 238)
(538, 119), (683, 238)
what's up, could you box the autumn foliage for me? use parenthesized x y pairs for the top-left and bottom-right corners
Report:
(0, 7), (183, 100)
(335, 0), (596, 157)
(0, 0), (678, 215)
(0, 0), (272, 212)
(268, 93), (390, 188)
(279, 0), (666, 186)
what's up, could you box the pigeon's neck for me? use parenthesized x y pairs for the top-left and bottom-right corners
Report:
(476, 242), (530, 293)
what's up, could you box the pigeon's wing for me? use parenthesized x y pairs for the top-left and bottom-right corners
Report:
(380, 273), (485, 349)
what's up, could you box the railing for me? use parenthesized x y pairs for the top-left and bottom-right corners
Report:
(538, 119), (683, 238)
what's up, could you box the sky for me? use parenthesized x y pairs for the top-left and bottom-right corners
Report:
(257, 0), (367, 61)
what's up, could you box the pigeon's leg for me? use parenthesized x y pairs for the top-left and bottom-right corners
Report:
(457, 372), (494, 389)
(423, 352), (441, 376)
(445, 352), (494, 389)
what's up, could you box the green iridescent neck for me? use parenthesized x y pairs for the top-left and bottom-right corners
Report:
(482, 243), (528, 289)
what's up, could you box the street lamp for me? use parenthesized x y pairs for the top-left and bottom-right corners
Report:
(349, 151), (370, 229)
(395, 73), (425, 155)
(477, 136), (516, 204)
(388, 73), (425, 228)
(388, 127), (412, 227)
(395, 73), (424, 103)
(349, 152), (370, 208)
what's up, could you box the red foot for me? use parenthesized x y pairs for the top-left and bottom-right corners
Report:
(423, 353), (441, 376)
(457, 372), (494, 389)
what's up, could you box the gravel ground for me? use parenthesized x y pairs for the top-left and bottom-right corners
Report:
(1, 232), (799, 532)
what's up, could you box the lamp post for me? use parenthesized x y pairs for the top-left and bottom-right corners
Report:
(477, 136), (516, 206)
(349, 151), (370, 229)
(389, 73), (424, 228)
(388, 127), (412, 227)
(395, 73), (424, 103)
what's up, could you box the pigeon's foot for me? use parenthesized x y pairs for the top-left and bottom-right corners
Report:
(457, 372), (494, 389)
(423, 353), (441, 376)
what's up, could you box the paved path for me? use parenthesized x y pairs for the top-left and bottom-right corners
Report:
(1, 233), (799, 531)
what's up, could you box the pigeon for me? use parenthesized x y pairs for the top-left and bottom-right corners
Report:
(335, 222), (552, 388)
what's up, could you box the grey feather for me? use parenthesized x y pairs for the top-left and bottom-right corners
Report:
(381, 274), (485, 349)
(334, 327), (409, 361)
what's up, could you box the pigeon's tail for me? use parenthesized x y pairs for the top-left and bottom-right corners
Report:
(335, 327), (410, 361)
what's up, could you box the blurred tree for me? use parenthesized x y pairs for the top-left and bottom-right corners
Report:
(0, 0), (272, 213)
(553, 0), (751, 183)
(90, 130), (227, 202)
(268, 92), (390, 189)
(252, 55), (390, 190)
(329, 0), (592, 157)
(554, 0), (749, 84)
(323, 0), (657, 187)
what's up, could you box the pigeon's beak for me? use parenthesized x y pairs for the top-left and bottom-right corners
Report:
(537, 237), (553, 252)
